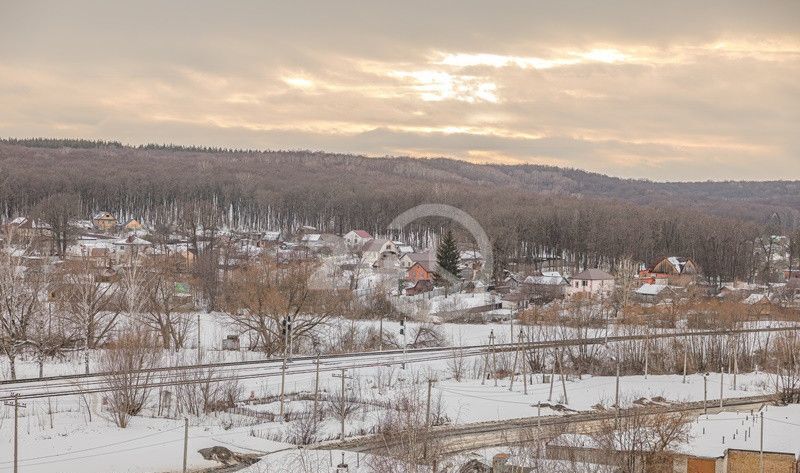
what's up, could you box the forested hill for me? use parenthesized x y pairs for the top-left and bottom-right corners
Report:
(0, 139), (796, 226)
(0, 139), (797, 281)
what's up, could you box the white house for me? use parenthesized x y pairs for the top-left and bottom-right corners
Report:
(361, 239), (398, 266)
(343, 229), (372, 247)
(568, 268), (614, 297)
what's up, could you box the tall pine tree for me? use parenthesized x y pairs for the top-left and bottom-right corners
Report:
(436, 229), (461, 283)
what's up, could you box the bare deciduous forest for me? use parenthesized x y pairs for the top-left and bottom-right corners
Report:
(1, 139), (798, 283)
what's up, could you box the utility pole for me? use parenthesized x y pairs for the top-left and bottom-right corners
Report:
(719, 369), (724, 408)
(400, 315), (407, 370)
(557, 350), (568, 405)
(489, 330), (497, 387)
(196, 313), (201, 364)
(182, 417), (189, 473)
(760, 410), (764, 473)
(548, 348), (556, 401)
(4, 394), (26, 473)
(703, 373), (709, 415)
(644, 339), (649, 379)
(279, 358), (287, 419)
(509, 328), (519, 392)
(313, 354), (321, 423)
(332, 368), (353, 442)
(520, 329), (528, 395)
(378, 315), (384, 352)
(423, 378), (435, 461)
(614, 354), (620, 428)
(682, 342), (688, 384)
(733, 339), (738, 390)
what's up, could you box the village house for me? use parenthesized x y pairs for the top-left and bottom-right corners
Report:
(4, 216), (51, 241)
(568, 268), (614, 297)
(522, 271), (569, 302)
(343, 229), (372, 247)
(120, 218), (144, 232)
(400, 250), (433, 269)
(92, 211), (118, 232)
(256, 230), (282, 248)
(640, 256), (699, 286)
(362, 238), (398, 266)
(406, 261), (436, 284)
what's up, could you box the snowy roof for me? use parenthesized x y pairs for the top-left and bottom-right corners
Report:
(525, 272), (567, 285)
(743, 293), (768, 304)
(571, 268), (614, 281)
(351, 229), (371, 238)
(301, 233), (321, 242)
(460, 250), (482, 260)
(261, 231), (281, 241)
(113, 235), (151, 246)
(363, 238), (391, 252)
(635, 284), (668, 296)
(397, 244), (414, 254)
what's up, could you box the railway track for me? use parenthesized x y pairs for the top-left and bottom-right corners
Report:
(1, 325), (796, 401)
(317, 394), (776, 456)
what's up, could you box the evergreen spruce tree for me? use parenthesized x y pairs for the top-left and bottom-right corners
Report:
(436, 229), (461, 284)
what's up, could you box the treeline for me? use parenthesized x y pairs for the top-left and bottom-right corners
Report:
(0, 141), (795, 282)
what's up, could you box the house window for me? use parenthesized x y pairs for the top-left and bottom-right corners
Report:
(575, 282), (579, 288)
(582, 280), (587, 287)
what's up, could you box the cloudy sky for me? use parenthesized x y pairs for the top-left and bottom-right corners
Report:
(1, 1), (799, 180)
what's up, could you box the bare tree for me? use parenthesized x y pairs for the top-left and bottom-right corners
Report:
(33, 193), (81, 259)
(101, 329), (160, 428)
(0, 254), (41, 379)
(57, 257), (121, 373)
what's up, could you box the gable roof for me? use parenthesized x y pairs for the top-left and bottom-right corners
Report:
(351, 229), (371, 239)
(572, 268), (614, 280)
(363, 238), (392, 253)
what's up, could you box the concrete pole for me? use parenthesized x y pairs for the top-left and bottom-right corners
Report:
(720, 370), (724, 408)
(182, 417), (189, 473)
(760, 411), (764, 473)
(313, 354), (321, 422)
(423, 379), (433, 460)
(682, 345), (688, 384)
(704, 374), (708, 415)
(339, 368), (346, 441)
(279, 359), (287, 419)
(521, 330), (528, 395)
(13, 394), (19, 473)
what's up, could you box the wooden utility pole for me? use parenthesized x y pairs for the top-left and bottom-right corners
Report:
(332, 368), (352, 442)
(703, 373), (708, 415)
(614, 355), (620, 428)
(719, 369), (724, 408)
(644, 339), (649, 379)
(182, 417), (189, 473)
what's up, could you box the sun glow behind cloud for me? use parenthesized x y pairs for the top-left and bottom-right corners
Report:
(1, 1), (798, 180)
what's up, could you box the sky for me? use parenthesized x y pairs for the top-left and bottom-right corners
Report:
(1, 1), (799, 181)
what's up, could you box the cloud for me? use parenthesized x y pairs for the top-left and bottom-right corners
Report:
(0, 1), (798, 180)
